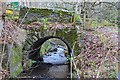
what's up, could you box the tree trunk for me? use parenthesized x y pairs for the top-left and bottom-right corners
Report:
(0, 2), (6, 37)
(83, 1), (86, 28)
(0, 1), (6, 70)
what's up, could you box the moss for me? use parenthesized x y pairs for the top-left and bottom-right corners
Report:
(10, 64), (23, 78)
(20, 7), (73, 23)
(56, 28), (78, 48)
(29, 8), (54, 16)
(57, 10), (72, 16)
(10, 45), (23, 77)
(29, 8), (72, 17)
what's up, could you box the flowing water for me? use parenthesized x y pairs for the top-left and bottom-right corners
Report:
(3, 8), (118, 78)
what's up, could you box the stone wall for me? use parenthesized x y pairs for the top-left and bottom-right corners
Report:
(21, 2), (79, 13)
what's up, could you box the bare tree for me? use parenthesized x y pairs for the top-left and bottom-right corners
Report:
(0, 1), (6, 71)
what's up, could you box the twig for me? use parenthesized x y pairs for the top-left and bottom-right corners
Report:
(18, 8), (30, 28)
(72, 41), (80, 79)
